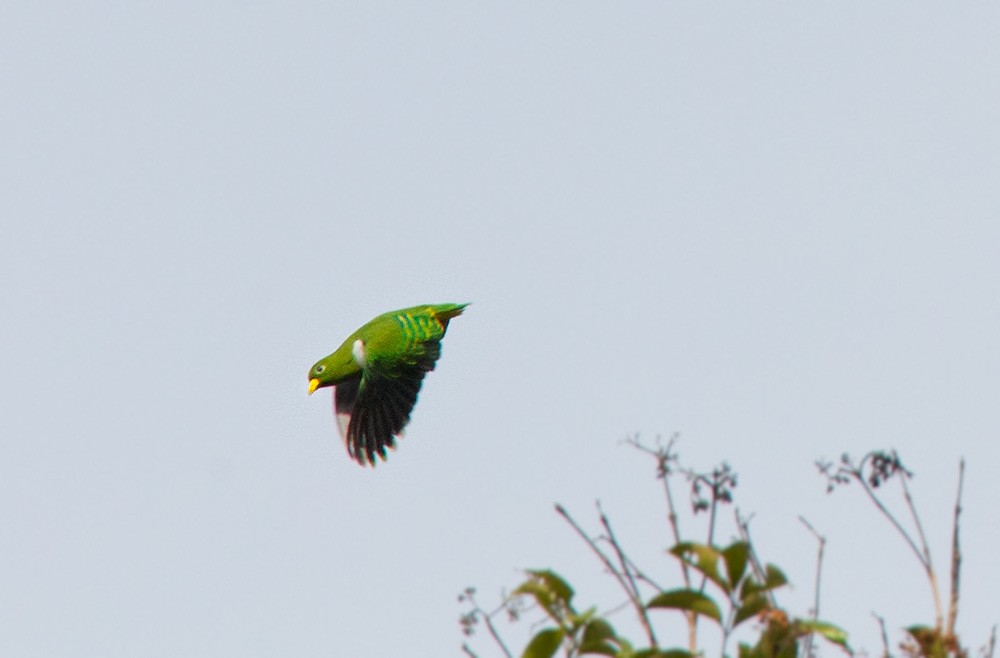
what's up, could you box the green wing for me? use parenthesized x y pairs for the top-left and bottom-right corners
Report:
(335, 334), (444, 466)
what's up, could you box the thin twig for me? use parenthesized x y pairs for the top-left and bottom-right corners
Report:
(597, 501), (658, 647)
(873, 612), (893, 658)
(947, 459), (965, 638)
(463, 590), (514, 658)
(687, 470), (723, 604)
(984, 624), (997, 658)
(899, 472), (943, 629)
(603, 547), (664, 592)
(659, 436), (691, 584)
(624, 434), (697, 652)
(597, 501), (641, 601)
(736, 511), (774, 607)
(697, 472), (720, 548)
(900, 473), (934, 568)
(799, 516), (827, 658)
(461, 643), (479, 658)
(624, 434), (687, 568)
(799, 516), (827, 619)
(852, 460), (928, 568)
(600, 600), (632, 618)
(555, 503), (657, 648)
(483, 613), (514, 658)
(626, 563), (665, 592)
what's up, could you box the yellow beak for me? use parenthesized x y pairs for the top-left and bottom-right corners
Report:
(308, 378), (319, 395)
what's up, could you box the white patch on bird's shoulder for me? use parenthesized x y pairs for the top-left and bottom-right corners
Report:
(351, 339), (367, 367)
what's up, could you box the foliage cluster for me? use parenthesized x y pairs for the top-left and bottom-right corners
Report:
(459, 438), (992, 658)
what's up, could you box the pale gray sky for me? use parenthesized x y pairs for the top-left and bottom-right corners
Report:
(2, 3), (998, 656)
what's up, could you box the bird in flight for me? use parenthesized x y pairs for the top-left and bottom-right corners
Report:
(308, 303), (468, 466)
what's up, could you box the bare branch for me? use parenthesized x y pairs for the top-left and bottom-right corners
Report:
(624, 433), (687, 568)
(555, 503), (619, 580)
(984, 625), (997, 658)
(555, 503), (657, 648)
(900, 473), (934, 567)
(852, 454), (929, 570)
(599, 544), (664, 592)
(705, 476), (719, 548)
(597, 501), (658, 647)
(624, 559), (665, 592)
(736, 510), (774, 607)
(460, 589), (514, 658)
(947, 459), (966, 637)
(624, 433), (697, 652)
(686, 463), (737, 546)
(600, 600), (632, 618)
(799, 516), (827, 658)
(899, 471), (943, 629)
(873, 612), (894, 658)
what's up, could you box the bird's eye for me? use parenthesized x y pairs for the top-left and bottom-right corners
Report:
(315, 365), (326, 374)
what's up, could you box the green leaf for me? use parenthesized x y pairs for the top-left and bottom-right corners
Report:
(722, 541), (750, 590)
(776, 639), (798, 658)
(579, 619), (619, 656)
(764, 565), (787, 589)
(521, 628), (564, 658)
(668, 542), (728, 593)
(647, 588), (722, 623)
(733, 593), (769, 627)
(581, 618), (615, 644)
(614, 637), (635, 654)
(514, 581), (555, 618)
(515, 570), (577, 622)
(577, 639), (617, 656)
(632, 650), (695, 658)
(570, 606), (597, 629)
(800, 620), (852, 652)
(526, 569), (575, 605)
(741, 564), (788, 598)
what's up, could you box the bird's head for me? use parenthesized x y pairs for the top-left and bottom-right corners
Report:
(307, 358), (336, 395)
(307, 342), (361, 395)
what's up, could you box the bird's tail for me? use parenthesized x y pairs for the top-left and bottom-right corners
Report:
(432, 303), (469, 328)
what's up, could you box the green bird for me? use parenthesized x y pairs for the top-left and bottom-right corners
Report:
(308, 303), (468, 466)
